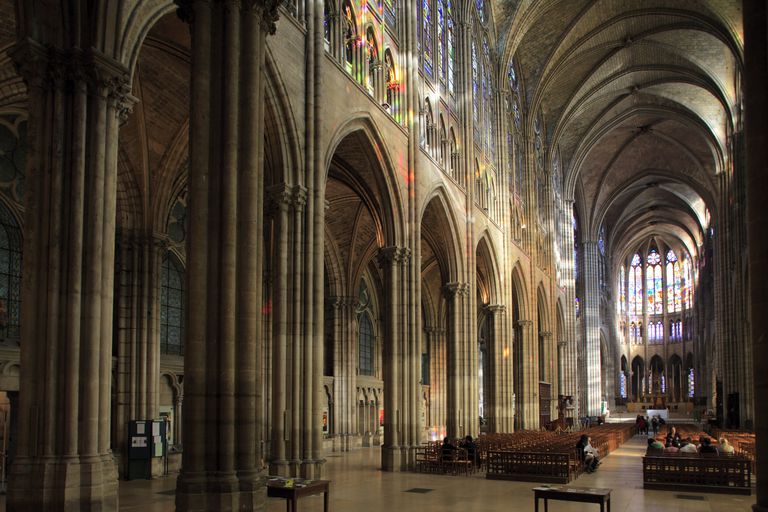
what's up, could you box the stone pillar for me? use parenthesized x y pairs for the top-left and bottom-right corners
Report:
(581, 240), (602, 415)
(516, 320), (538, 428)
(744, 3), (768, 509)
(560, 199), (580, 415)
(443, 282), (470, 437)
(113, 232), (166, 474)
(485, 304), (511, 432)
(378, 246), (415, 470)
(175, 0), (281, 509)
(330, 296), (357, 452)
(8, 40), (132, 509)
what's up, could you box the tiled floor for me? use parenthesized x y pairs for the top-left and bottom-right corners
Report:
(1, 435), (758, 511)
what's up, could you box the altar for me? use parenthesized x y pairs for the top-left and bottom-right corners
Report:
(647, 409), (669, 421)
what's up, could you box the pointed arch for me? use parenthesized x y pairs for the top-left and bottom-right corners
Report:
(324, 115), (406, 247)
(475, 233), (502, 305)
(420, 186), (466, 282)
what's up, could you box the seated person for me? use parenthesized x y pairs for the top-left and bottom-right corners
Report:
(583, 436), (600, 473)
(719, 437), (735, 454)
(699, 437), (719, 455)
(679, 436), (699, 453)
(665, 427), (681, 448)
(647, 437), (664, 452)
(462, 435), (478, 465)
(441, 437), (455, 461)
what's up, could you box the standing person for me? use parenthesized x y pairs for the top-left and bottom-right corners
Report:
(651, 415), (659, 436)
(637, 416), (647, 435)
(441, 437), (455, 462)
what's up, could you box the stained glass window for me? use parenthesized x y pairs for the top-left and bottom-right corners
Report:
(384, 0), (397, 30)
(646, 249), (662, 314)
(620, 372), (627, 398)
(688, 369), (694, 398)
(619, 265), (626, 313)
(446, 0), (455, 94)
(423, 0), (433, 77)
(0, 203), (21, 340)
(161, 252), (185, 355)
(343, 1), (355, 72)
(476, 0), (484, 22)
(674, 261), (682, 312)
(359, 312), (374, 375)
(508, 61), (517, 91)
(437, 0), (444, 83)
(471, 41), (478, 126)
(324, 0), (331, 44)
(630, 254), (642, 315)
(682, 258), (692, 309)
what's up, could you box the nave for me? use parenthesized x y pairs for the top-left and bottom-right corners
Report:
(89, 435), (755, 512)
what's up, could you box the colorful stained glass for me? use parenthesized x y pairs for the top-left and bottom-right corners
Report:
(471, 41), (478, 123)
(620, 265), (626, 313)
(682, 258), (692, 309)
(423, 0), (433, 77)
(620, 372), (627, 398)
(646, 250), (662, 314)
(508, 62), (517, 90)
(446, 0), (454, 94)
(437, 0), (444, 82)
(384, 0), (397, 30)
(359, 312), (374, 375)
(476, 0), (484, 22)
(688, 369), (694, 397)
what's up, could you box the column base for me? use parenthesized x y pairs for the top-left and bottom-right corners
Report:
(8, 454), (118, 511)
(381, 445), (415, 471)
(300, 459), (326, 479)
(268, 459), (290, 477)
(176, 470), (267, 512)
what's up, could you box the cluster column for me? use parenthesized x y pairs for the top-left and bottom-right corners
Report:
(378, 246), (416, 470)
(174, 0), (281, 509)
(113, 232), (167, 473)
(8, 40), (132, 510)
(743, 3), (768, 509)
(485, 305), (512, 432)
(581, 240), (602, 415)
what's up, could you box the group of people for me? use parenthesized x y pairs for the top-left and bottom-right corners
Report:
(635, 414), (666, 435)
(646, 426), (735, 455)
(441, 435), (478, 465)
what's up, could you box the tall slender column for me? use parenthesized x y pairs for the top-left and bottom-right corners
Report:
(582, 240), (602, 415)
(516, 320), (538, 428)
(330, 296), (358, 452)
(113, 232), (166, 474)
(8, 41), (132, 510)
(560, 199), (580, 414)
(443, 282), (469, 437)
(485, 304), (508, 432)
(175, 1), (281, 509)
(743, 4), (768, 509)
(378, 246), (413, 470)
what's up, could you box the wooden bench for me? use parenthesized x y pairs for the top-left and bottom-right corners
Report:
(487, 451), (571, 483)
(532, 485), (611, 512)
(643, 454), (752, 495)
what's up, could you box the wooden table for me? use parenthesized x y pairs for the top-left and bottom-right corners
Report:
(532, 485), (611, 512)
(267, 478), (330, 512)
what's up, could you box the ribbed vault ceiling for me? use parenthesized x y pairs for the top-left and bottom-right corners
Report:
(497, 0), (742, 264)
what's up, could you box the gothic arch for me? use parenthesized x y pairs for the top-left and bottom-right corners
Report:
(324, 115), (405, 247)
(420, 186), (466, 282)
(475, 233), (501, 305)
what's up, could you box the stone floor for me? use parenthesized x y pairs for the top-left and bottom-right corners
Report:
(0, 435), (758, 511)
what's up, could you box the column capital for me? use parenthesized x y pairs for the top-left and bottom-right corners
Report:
(377, 246), (411, 266)
(540, 331), (553, 338)
(517, 319), (533, 327)
(485, 304), (506, 314)
(443, 282), (469, 298)
(267, 183), (293, 211)
(557, 340), (567, 347)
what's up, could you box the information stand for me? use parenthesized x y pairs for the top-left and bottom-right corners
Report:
(127, 420), (167, 480)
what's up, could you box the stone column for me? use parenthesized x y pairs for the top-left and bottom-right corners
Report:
(8, 39), (132, 509)
(330, 296), (357, 452)
(515, 320), (538, 428)
(744, 3), (768, 509)
(175, 0), (281, 509)
(113, 232), (166, 474)
(581, 240), (602, 415)
(485, 304), (510, 432)
(560, 199), (580, 415)
(378, 246), (414, 470)
(443, 282), (470, 437)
